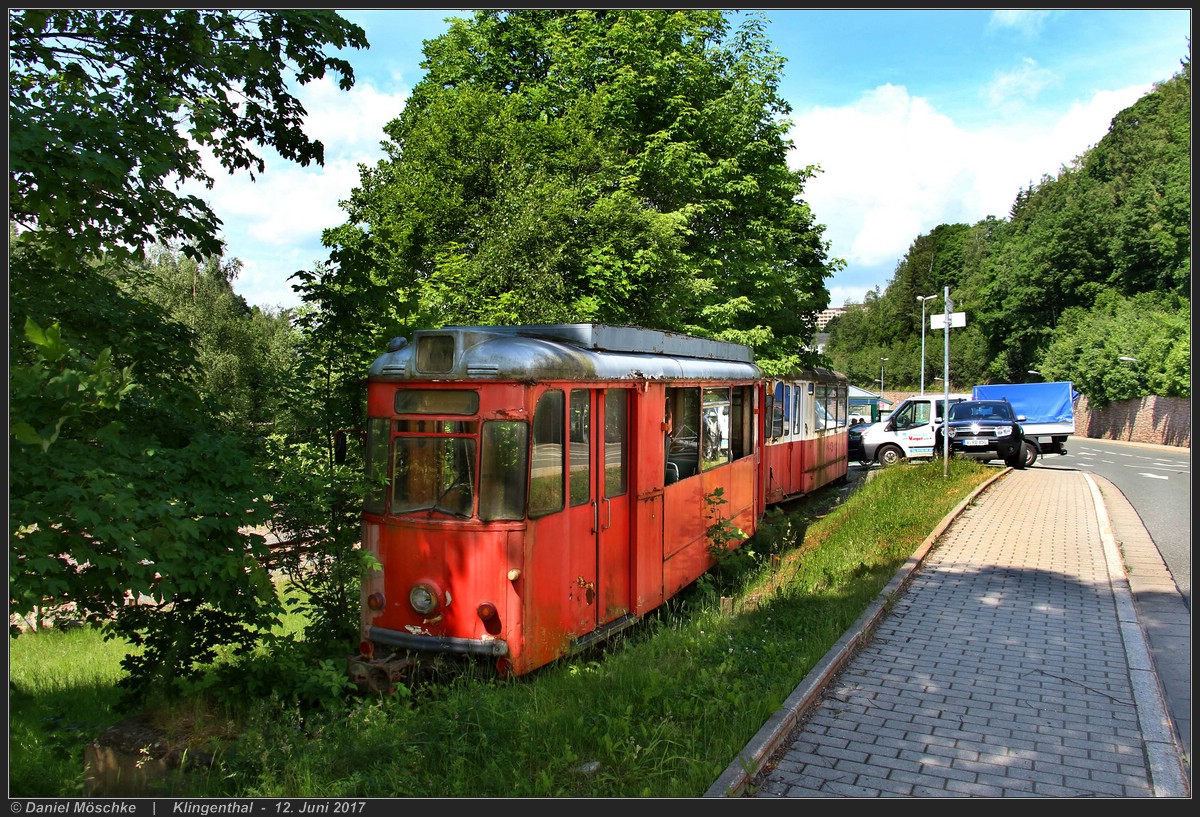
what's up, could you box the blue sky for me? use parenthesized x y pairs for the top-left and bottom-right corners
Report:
(197, 9), (1192, 312)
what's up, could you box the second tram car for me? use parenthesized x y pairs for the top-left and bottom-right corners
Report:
(348, 324), (848, 691)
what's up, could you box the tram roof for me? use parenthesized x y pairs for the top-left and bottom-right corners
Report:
(369, 323), (763, 382)
(460, 324), (756, 363)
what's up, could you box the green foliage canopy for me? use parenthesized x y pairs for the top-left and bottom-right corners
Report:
(318, 9), (839, 373)
(8, 8), (366, 262)
(8, 9), (370, 702)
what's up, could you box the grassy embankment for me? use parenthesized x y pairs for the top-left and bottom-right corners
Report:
(9, 457), (996, 797)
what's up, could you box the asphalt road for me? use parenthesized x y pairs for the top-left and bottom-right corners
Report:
(1054, 436), (1190, 607)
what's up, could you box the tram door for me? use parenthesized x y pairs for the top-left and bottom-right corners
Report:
(565, 388), (632, 636)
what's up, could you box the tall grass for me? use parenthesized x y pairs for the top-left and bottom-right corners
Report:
(9, 625), (134, 796)
(9, 458), (995, 797)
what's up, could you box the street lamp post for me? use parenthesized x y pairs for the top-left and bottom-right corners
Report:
(879, 357), (888, 402)
(917, 295), (936, 393)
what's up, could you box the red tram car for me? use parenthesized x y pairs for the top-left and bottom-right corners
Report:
(348, 324), (848, 691)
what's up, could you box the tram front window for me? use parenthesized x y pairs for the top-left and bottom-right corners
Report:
(392, 435), (476, 518)
(479, 420), (528, 521)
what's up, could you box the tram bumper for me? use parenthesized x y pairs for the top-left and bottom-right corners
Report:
(366, 625), (510, 658)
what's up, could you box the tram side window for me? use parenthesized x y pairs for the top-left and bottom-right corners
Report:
(529, 390), (565, 517)
(665, 387), (701, 480)
(569, 390), (591, 507)
(479, 420), (529, 521)
(729, 387), (749, 459)
(769, 382), (786, 439)
(364, 417), (390, 515)
(701, 387), (731, 471)
(604, 390), (628, 497)
(814, 385), (831, 430)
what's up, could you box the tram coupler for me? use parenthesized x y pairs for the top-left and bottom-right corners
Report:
(347, 652), (417, 695)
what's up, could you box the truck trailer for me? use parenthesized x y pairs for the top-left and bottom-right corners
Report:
(970, 381), (1078, 467)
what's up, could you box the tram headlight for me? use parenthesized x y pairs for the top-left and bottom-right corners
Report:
(409, 583), (439, 615)
(477, 601), (498, 621)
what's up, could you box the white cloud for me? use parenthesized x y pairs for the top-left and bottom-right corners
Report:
(986, 57), (1055, 108)
(194, 76), (410, 308)
(988, 10), (1053, 37)
(788, 79), (1153, 306)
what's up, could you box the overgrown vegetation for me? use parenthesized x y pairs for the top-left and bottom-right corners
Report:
(8, 9), (372, 708)
(9, 459), (994, 797)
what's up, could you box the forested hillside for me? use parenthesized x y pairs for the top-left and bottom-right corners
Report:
(824, 53), (1190, 407)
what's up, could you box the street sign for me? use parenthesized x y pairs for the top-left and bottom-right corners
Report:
(930, 312), (966, 329)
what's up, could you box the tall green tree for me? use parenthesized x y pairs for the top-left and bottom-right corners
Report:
(318, 9), (839, 373)
(824, 223), (982, 389)
(9, 8), (366, 263)
(8, 9), (368, 702)
(134, 247), (302, 436)
(8, 236), (282, 701)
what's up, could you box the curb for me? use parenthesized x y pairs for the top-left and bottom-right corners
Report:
(1084, 473), (1190, 797)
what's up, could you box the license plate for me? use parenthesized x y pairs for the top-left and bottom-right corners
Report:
(963, 439), (988, 446)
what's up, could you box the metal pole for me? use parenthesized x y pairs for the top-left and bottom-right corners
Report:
(920, 300), (926, 395)
(943, 286), (951, 478)
(917, 294), (935, 394)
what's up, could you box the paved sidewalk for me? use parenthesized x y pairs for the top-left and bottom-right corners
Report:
(707, 467), (1190, 798)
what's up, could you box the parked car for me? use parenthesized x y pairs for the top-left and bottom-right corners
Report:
(849, 393), (970, 466)
(939, 399), (1029, 468)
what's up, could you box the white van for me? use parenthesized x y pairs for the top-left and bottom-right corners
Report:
(848, 393), (970, 466)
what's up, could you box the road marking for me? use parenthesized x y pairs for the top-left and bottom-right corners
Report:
(1138, 472), (1169, 480)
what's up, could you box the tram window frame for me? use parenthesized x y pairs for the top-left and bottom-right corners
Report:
(364, 417), (390, 515)
(569, 390), (591, 507)
(393, 388), (478, 415)
(769, 382), (786, 439)
(665, 387), (702, 480)
(701, 387), (732, 471)
(604, 389), (628, 497)
(479, 420), (528, 521)
(729, 386), (748, 459)
(529, 389), (566, 518)
(390, 430), (477, 518)
(415, 335), (456, 374)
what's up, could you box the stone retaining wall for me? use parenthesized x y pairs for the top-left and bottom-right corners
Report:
(1075, 394), (1191, 448)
